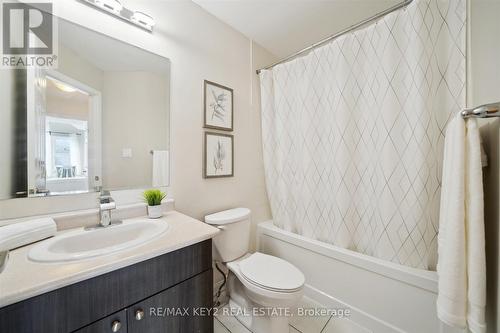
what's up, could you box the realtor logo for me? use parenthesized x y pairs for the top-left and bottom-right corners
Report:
(1, 1), (57, 68)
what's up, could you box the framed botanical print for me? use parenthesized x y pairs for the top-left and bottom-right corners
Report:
(204, 132), (234, 178)
(204, 80), (233, 131)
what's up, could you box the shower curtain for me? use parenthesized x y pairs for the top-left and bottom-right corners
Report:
(259, 0), (466, 270)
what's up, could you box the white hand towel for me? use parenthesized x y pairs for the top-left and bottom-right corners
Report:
(480, 136), (488, 167)
(437, 115), (486, 333)
(152, 150), (169, 187)
(437, 114), (467, 328)
(0, 218), (57, 252)
(465, 119), (487, 333)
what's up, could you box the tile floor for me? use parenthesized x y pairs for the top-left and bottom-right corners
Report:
(214, 296), (371, 333)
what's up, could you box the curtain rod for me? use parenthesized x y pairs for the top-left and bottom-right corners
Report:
(256, 0), (414, 75)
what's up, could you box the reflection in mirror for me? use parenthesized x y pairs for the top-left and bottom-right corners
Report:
(44, 76), (92, 194)
(0, 17), (170, 200)
(0, 69), (27, 199)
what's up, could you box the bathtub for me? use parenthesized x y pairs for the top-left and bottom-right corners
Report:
(257, 221), (464, 333)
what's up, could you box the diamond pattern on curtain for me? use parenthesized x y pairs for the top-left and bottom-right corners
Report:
(259, 0), (466, 270)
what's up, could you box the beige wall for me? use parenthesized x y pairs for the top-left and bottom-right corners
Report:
(250, 42), (276, 250)
(102, 71), (170, 190)
(0, 0), (276, 245)
(58, 45), (103, 91)
(470, 1), (500, 332)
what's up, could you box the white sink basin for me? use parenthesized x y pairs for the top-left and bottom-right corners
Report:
(28, 219), (169, 263)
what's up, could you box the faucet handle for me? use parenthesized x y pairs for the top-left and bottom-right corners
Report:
(100, 200), (116, 211)
(99, 190), (116, 211)
(99, 189), (111, 199)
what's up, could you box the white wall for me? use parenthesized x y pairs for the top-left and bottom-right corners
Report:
(0, 0), (276, 249)
(469, 1), (500, 332)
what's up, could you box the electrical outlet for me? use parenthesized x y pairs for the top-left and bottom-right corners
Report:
(122, 148), (132, 158)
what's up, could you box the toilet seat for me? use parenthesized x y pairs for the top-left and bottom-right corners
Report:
(238, 253), (305, 293)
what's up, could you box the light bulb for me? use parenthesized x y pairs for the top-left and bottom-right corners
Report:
(131, 11), (155, 29)
(54, 81), (77, 93)
(95, 0), (123, 14)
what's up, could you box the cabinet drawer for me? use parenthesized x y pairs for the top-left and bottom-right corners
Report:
(127, 269), (213, 333)
(75, 310), (127, 333)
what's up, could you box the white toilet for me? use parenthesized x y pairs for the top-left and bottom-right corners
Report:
(205, 208), (305, 333)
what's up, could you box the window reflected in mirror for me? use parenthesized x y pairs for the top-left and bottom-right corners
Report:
(44, 77), (91, 195)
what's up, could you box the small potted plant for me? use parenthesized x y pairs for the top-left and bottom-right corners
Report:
(143, 189), (166, 219)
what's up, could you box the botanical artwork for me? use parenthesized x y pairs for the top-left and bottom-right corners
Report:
(204, 132), (233, 178)
(204, 80), (233, 131)
(213, 140), (226, 172)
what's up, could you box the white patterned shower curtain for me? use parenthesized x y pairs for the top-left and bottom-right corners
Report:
(259, 0), (466, 270)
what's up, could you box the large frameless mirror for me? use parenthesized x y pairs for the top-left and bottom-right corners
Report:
(0, 17), (170, 200)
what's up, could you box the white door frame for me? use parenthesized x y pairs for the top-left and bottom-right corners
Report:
(45, 70), (102, 193)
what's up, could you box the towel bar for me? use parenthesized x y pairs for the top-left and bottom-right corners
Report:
(462, 102), (500, 119)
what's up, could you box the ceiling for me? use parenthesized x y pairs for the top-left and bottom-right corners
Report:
(193, 0), (401, 58)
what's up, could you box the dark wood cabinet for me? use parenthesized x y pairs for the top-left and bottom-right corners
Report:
(127, 269), (212, 333)
(75, 310), (128, 333)
(0, 240), (214, 333)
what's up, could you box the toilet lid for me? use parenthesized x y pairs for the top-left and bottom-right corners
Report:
(239, 253), (305, 291)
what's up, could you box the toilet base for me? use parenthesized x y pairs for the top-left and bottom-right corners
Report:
(227, 274), (293, 333)
(229, 298), (290, 333)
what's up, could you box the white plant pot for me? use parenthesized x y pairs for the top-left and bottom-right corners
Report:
(147, 205), (163, 219)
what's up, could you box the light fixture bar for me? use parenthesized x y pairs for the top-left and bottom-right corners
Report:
(78, 0), (155, 32)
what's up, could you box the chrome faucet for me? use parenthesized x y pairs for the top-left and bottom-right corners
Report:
(99, 191), (116, 227)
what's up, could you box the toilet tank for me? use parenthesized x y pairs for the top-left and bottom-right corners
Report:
(205, 208), (251, 262)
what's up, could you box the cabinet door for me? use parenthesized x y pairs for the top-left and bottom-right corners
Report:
(75, 309), (127, 333)
(127, 269), (213, 333)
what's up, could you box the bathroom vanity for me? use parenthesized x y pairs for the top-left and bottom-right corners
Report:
(0, 7), (221, 332)
(0, 211), (219, 333)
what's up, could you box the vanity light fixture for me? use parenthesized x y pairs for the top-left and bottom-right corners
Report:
(53, 81), (77, 93)
(78, 0), (155, 32)
(95, 0), (122, 13)
(47, 76), (88, 95)
(131, 11), (155, 30)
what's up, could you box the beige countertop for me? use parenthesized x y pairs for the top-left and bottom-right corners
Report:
(0, 210), (219, 308)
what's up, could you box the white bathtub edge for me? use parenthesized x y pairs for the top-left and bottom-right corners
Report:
(257, 220), (438, 293)
(303, 283), (406, 333)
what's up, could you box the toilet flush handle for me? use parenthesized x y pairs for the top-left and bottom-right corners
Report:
(216, 225), (227, 231)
